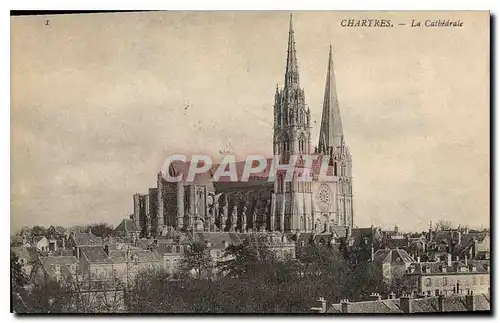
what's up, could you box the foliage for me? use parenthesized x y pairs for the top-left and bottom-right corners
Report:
(179, 241), (213, 280)
(15, 236), (408, 313)
(46, 225), (67, 240)
(85, 223), (114, 238)
(434, 220), (454, 231)
(31, 225), (48, 238)
(11, 252), (27, 289)
(19, 271), (126, 313)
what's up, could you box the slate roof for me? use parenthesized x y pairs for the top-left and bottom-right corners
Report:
(11, 246), (39, 263)
(114, 219), (141, 233)
(383, 237), (409, 249)
(155, 244), (184, 255)
(79, 246), (113, 264)
(70, 231), (102, 246)
(158, 226), (180, 238)
(108, 249), (161, 263)
(460, 232), (489, 245)
(167, 156), (342, 187)
(373, 248), (414, 264)
(325, 294), (490, 313)
(407, 260), (488, 275)
(39, 256), (79, 277)
(168, 160), (215, 189)
(135, 239), (156, 250)
(189, 232), (243, 250)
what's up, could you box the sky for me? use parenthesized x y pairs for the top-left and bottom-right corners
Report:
(11, 11), (489, 232)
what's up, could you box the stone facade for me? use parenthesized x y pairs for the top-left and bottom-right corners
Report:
(134, 15), (354, 237)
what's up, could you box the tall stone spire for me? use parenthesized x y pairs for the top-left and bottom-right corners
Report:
(318, 45), (344, 151)
(285, 14), (299, 88)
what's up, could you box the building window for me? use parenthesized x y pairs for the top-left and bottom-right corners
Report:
(425, 278), (432, 287)
(472, 276), (477, 285)
(442, 277), (448, 286)
(286, 182), (292, 193)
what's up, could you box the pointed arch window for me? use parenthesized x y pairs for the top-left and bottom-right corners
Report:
(298, 134), (306, 154)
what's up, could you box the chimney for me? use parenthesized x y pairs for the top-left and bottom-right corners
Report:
(417, 256), (420, 263)
(464, 255), (468, 266)
(447, 254), (452, 267)
(457, 231), (462, 245)
(465, 291), (475, 311)
(388, 292), (396, 300)
(340, 299), (350, 313)
(62, 237), (66, 250)
(472, 239), (478, 258)
(438, 294), (445, 312)
(368, 293), (382, 301)
(400, 294), (412, 313)
(371, 246), (375, 262)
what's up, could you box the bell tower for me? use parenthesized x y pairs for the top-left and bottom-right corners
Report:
(317, 46), (354, 227)
(273, 14), (311, 163)
(271, 15), (313, 233)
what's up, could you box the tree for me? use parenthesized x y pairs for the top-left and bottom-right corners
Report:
(31, 225), (47, 238)
(11, 252), (29, 313)
(46, 225), (67, 240)
(218, 236), (275, 279)
(179, 241), (213, 280)
(85, 223), (114, 238)
(435, 220), (454, 231)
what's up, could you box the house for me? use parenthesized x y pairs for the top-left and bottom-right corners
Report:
(31, 256), (80, 284)
(66, 231), (102, 249)
(114, 218), (141, 242)
(349, 226), (383, 247)
(405, 255), (490, 297)
(11, 246), (39, 277)
(76, 245), (116, 290)
(455, 231), (490, 259)
(189, 231), (243, 261)
(317, 292), (490, 313)
(108, 247), (162, 285)
(32, 236), (50, 252)
(153, 243), (184, 277)
(372, 248), (415, 284)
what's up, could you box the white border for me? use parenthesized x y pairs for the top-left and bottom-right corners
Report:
(3, 1), (498, 322)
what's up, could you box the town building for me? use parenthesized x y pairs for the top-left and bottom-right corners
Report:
(313, 292), (490, 313)
(32, 235), (49, 252)
(31, 256), (80, 284)
(405, 255), (490, 297)
(372, 248), (415, 284)
(114, 218), (141, 242)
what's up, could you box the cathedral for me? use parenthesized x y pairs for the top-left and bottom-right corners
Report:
(131, 16), (354, 238)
